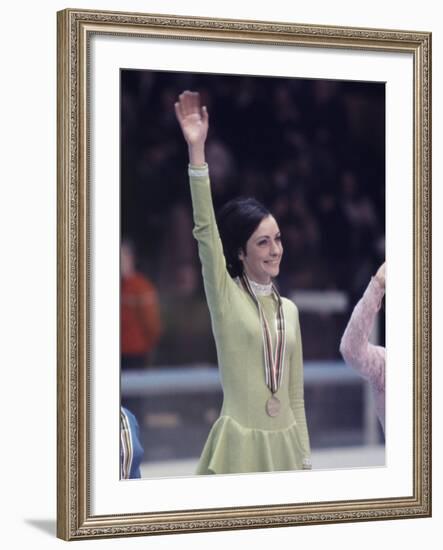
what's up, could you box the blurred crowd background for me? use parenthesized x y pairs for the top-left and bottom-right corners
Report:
(120, 69), (386, 477)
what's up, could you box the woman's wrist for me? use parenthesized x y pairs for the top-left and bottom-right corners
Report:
(374, 263), (386, 290)
(373, 272), (385, 290)
(188, 143), (206, 166)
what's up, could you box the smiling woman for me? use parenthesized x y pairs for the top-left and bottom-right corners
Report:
(239, 215), (283, 283)
(216, 196), (282, 281)
(175, 91), (311, 474)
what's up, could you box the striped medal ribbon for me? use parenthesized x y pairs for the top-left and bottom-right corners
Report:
(120, 409), (134, 480)
(241, 273), (286, 417)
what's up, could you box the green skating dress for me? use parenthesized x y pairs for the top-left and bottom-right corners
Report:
(189, 164), (311, 474)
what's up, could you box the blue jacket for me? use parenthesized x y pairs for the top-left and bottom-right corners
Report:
(120, 407), (144, 479)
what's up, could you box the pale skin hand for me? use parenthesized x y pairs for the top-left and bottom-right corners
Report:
(174, 91), (209, 166)
(375, 262), (386, 289)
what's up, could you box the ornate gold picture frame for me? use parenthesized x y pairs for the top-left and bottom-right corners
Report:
(57, 8), (431, 540)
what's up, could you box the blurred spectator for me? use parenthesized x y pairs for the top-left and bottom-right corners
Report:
(205, 137), (236, 198)
(340, 170), (378, 255)
(121, 239), (163, 369)
(156, 262), (218, 366)
(315, 190), (351, 288)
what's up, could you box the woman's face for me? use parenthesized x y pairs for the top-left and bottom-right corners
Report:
(239, 215), (283, 284)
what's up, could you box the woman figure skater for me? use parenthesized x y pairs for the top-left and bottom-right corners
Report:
(340, 262), (386, 431)
(175, 91), (311, 474)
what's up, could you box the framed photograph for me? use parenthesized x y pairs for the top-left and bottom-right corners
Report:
(57, 8), (431, 540)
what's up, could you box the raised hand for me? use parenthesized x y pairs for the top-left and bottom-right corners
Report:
(375, 262), (386, 288)
(175, 91), (208, 165)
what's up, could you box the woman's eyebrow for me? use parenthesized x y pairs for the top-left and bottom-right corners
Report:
(254, 232), (281, 242)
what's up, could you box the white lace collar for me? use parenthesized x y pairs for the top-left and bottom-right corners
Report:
(235, 276), (273, 296)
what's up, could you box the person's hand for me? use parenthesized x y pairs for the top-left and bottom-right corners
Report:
(175, 91), (208, 164)
(375, 262), (386, 288)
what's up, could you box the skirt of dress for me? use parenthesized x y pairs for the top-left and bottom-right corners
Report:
(196, 415), (305, 474)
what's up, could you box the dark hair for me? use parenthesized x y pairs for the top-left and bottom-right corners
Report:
(216, 197), (271, 278)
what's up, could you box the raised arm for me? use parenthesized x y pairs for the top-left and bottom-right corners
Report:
(339, 263), (386, 384)
(175, 91), (232, 317)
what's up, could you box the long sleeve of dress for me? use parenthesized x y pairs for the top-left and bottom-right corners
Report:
(288, 304), (312, 468)
(188, 164), (231, 318)
(339, 277), (386, 430)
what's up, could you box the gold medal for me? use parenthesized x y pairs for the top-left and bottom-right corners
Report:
(266, 395), (281, 417)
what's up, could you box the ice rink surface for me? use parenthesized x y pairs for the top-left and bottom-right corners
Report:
(141, 444), (384, 478)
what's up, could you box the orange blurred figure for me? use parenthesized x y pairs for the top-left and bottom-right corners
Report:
(121, 240), (163, 369)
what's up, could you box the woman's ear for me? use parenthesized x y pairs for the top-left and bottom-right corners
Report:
(238, 248), (245, 261)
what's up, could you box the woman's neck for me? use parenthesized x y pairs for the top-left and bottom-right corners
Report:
(244, 274), (273, 296)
